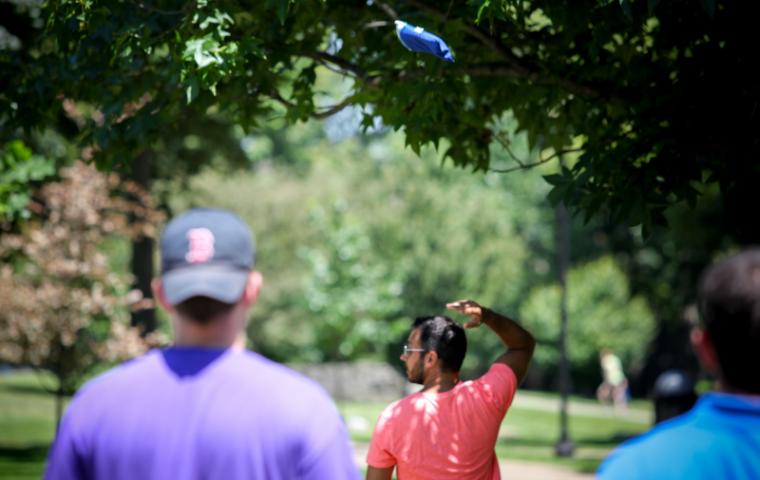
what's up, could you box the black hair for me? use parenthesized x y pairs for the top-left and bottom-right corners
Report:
(174, 296), (236, 325)
(412, 315), (467, 373)
(698, 249), (760, 394)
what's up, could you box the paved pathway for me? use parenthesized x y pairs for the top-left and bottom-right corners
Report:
(500, 459), (594, 480)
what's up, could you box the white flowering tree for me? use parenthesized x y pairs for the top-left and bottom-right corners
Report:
(0, 162), (164, 426)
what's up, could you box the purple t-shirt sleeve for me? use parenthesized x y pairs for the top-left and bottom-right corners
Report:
(298, 419), (360, 479)
(45, 410), (86, 480)
(287, 383), (359, 479)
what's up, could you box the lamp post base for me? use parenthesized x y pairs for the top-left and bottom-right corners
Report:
(554, 438), (576, 457)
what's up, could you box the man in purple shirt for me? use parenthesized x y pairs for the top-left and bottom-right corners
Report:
(45, 208), (359, 480)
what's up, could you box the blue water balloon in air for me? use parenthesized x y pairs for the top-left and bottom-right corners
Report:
(395, 20), (455, 63)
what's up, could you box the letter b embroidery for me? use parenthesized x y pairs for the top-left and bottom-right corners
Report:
(186, 228), (215, 263)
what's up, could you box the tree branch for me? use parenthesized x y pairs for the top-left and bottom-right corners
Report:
(490, 147), (584, 173)
(373, 0), (399, 20)
(313, 96), (354, 118)
(309, 39), (600, 99)
(136, 2), (187, 15)
(460, 63), (602, 98)
(364, 20), (391, 29)
(493, 133), (526, 168)
(406, 0), (608, 99)
(267, 89), (353, 119)
(459, 63), (523, 78)
(306, 51), (370, 83)
(267, 90), (295, 109)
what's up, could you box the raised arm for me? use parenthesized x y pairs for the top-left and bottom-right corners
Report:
(446, 300), (536, 384)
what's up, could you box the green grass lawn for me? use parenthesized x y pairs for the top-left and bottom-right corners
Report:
(497, 404), (646, 472)
(0, 371), (64, 480)
(0, 370), (652, 478)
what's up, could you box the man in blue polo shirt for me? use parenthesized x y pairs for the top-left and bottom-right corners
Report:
(598, 249), (760, 480)
(45, 208), (359, 480)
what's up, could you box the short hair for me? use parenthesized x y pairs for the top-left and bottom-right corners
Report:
(174, 296), (236, 325)
(698, 249), (760, 394)
(412, 315), (467, 373)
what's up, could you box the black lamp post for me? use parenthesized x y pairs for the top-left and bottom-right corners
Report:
(554, 185), (575, 457)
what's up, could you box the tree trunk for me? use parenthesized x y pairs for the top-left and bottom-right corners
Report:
(129, 150), (156, 334)
(54, 352), (65, 433)
(55, 385), (64, 433)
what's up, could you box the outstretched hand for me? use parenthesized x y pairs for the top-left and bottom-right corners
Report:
(448, 299), (536, 385)
(446, 299), (486, 329)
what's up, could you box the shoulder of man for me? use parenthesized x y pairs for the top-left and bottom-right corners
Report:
(71, 350), (161, 402)
(370, 394), (419, 436)
(236, 350), (336, 395)
(380, 395), (411, 418)
(51, 350), (163, 449)
(597, 410), (721, 480)
(477, 362), (517, 383)
(468, 363), (518, 406)
(233, 352), (359, 478)
(227, 351), (350, 425)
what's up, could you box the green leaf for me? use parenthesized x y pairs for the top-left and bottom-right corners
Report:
(546, 185), (567, 205)
(476, 1), (492, 24)
(186, 77), (199, 104)
(0, 141), (55, 221)
(543, 174), (565, 186)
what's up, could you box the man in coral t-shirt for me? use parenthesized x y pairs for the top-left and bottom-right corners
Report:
(366, 300), (536, 480)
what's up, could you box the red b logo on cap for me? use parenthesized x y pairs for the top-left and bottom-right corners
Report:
(186, 228), (215, 263)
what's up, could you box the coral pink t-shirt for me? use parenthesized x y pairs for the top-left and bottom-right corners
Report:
(367, 363), (518, 479)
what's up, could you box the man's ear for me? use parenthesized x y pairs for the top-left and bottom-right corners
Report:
(424, 350), (439, 369)
(241, 271), (263, 306)
(691, 327), (719, 374)
(151, 278), (174, 313)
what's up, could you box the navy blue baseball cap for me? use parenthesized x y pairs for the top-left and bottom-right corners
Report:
(159, 208), (255, 305)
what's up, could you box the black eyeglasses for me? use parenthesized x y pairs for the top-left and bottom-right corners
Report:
(402, 345), (425, 355)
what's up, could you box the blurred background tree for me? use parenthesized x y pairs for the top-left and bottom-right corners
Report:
(170, 123), (653, 392)
(520, 256), (655, 392)
(0, 162), (163, 426)
(0, 141), (55, 223)
(297, 202), (404, 361)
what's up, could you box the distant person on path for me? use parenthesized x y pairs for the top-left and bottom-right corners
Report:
(596, 349), (628, 410)
(45, 208), (359, 480)
(365, 300), (536, 480)
(598, 249), (760, 479)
